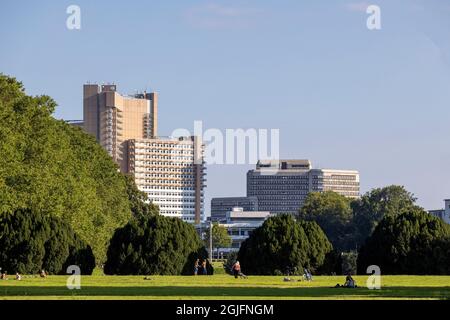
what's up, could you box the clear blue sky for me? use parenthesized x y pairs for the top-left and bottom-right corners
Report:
(1, 0), (449, 213)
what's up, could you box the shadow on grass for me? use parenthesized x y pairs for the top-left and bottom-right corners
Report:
(1, 286), (449, 299)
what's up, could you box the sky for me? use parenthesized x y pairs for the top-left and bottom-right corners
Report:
(1, 0), (449, 214)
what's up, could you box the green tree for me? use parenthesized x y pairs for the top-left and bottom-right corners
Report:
(297, 191), (355, 251)
(357, 208), (450, 275)
(0, 74), (133, 263)
(124, 174), (159, 218)
(104, 214), (212, 275)
(351, 185), (417, 247)
(237, 214), (332, 275)
(0, 209), (95, 274)
(203, 223), (232, 258)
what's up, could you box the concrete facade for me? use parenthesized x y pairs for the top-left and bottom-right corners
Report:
(247, 159), (360, 214)
(82, 83), (205, 223)
(210, 196), (259, 222)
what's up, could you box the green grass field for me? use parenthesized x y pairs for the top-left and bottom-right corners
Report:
(1, 273), (449, 300)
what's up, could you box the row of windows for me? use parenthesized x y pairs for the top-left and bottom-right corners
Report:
(141, 185), (197, 191)
(136, 156), (194, 162)
(158, 204), (197, 209)
(152, 198), (198, 204)
(141, 174), (195, 179)
(135, 148), (193, 154)
(146, 191), (196, 197)
(138, 161), (195, 166)
(248, 185), (309, 190)
(249, 176), (309, 180)
(136, 143), (193, 149)
(137, 168), (195, 173)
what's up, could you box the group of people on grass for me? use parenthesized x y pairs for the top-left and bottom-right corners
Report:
(193, 259), (209, 276)
(0, 268), (48, 281)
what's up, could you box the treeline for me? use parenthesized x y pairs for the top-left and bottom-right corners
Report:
(1, 74), (448, 276)
(237, 188), (450, 275)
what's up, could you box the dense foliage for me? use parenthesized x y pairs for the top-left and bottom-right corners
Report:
(0, 74), (133, 263)
(352, 185), (417, 247)
(0, 209), (95, 274)
(298, 186), (420, 251)
(104, 214), (212, 275)
(357, 208), (450, 275)
(237, 214), (332, 275)
(124, 174), (159, 219)
(297, 191), (355, 251)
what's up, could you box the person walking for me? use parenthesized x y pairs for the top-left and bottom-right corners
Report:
(232, 261), (241, 279)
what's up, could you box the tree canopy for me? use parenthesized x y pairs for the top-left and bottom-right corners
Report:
(237, 214), (332, 275)
(297, 191), (355, 251)
(357, 208), (450, 275)
(0, 209), (95, 275)
(0, 73), (134, 263)
(352, 185), (417, 247)
(104, 214), (211, 275)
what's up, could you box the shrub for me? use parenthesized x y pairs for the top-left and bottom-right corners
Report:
(237, 214), (332, 275)
(0, 209), (95, 274)
(357, 208), (450, 275)
(104, 214), (212, 275)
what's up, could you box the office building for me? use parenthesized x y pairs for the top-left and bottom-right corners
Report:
(83, 83), (158, 172)
(82, 83), (205, 223)
(210, 196), (259, 222)
(247, 159), (360, 214)
(222, 207), (271, 251)
(429, 199), (450, 224)
(127, 136), (206, 223)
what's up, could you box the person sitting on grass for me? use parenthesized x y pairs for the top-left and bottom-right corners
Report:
(40, 269), (48, 278)
(303, 268), (313, 281)
(15, 273), (21, 281)
(0, 271), (7, 280)
(202, 260), (208, 275)
(334, 273), (357, 288)
(194, 259), (200, 276)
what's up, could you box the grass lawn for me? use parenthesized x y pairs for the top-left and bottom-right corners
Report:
(1, 274), (449, 300)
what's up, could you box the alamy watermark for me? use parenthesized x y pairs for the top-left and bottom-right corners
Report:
(171, 121), (280, 167)
(366, 265), (381, 289)
(66, 5), (81, 30)
(366, 5), (381, 30)
(66, 265), (81, 290)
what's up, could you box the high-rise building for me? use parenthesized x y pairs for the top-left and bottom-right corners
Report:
(210, 196), (259, 222)
(82, 83), (205, 223)
(83, 84), (157, 172)
(127, 136), (206, 223)
(247, 159), (360, 214)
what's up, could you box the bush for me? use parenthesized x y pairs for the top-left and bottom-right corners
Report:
(318, 250), (343, 275)
(0, 209), (95, 274)
(104, 215), (212, 275)
(237, 214), (332, 275)
(341, 252), (358, 275)
(357, 208), (450, 275)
